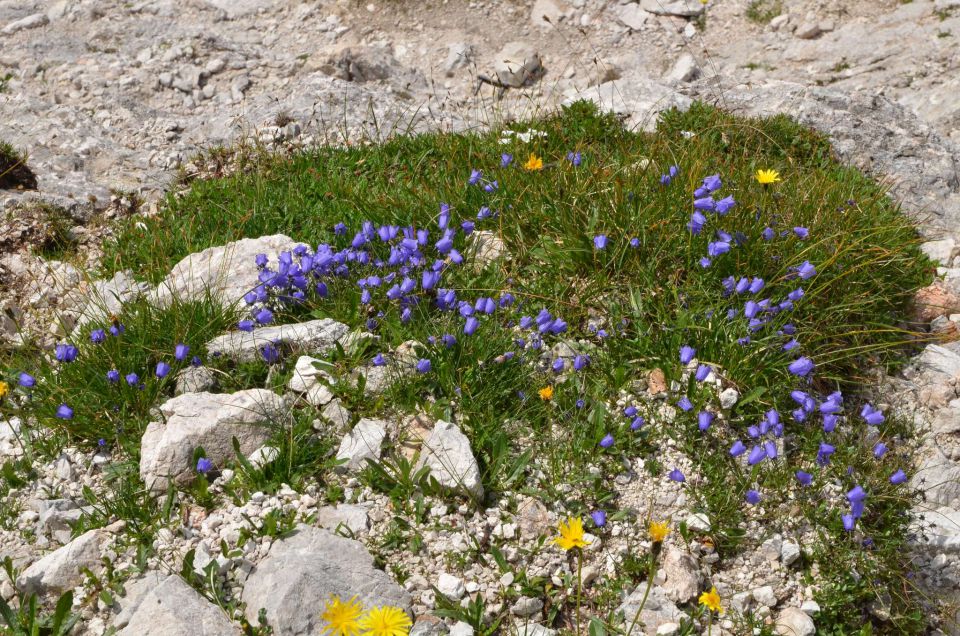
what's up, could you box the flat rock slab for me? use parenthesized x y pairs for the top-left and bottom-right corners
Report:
(241, 525), (411, 636)
(152, 234), (298, 310)
(115, 571), (242, 635)
(564, 74), (692, 133)
(17, 529), (104, 596)
(206, 318), (350, 363)
(640, 0), (704, 17)
(140, 389), (286, 493)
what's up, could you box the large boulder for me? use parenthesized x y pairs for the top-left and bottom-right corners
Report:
(140, 389), (286, 493)
(152, 235), (298, 310)
(17, 529), (105, 596)
(416, 420), (484, 499)
(114, 572), (242, 635)
(205, 318), (350, 363)
(241, 525), (411, 636)
(686, 81), (960, 238)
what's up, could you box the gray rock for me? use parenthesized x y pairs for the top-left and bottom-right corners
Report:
(614, 3), (649, 29)
(416, 420), (484, 498)
(320, 398), (352, 430)
(781, 539), (801, 566)
(306, 382), (335, 407)
(530, 0), (570, 29)
(640, 0), (704, 17)
(444, 43), (474, 77)
(320, 45), (421, 85)
(494, 42), (544, 88)
(921, 238), (957, 266)
(687, 82), (960, 239)
(70, 271), (152, 336)
(518, 625), (556, 636)
(917, 344), (960, 378)
(336, 418), (387, 472)
(752, 585), (778, 607)
(115, 572), (241, 635)
(720, 387), (740, 409)
(206, 318), (350, 363)
(564, 74), (692, 133)
(139, 390), (285, 493)
(17, 529), (103, 595)
(794, 22), (822, 39)
(204, 0), (273, 18)
(663, 54), (699, 85)
(2, 14), (49, 35)
(914, 447), (960, 508)
(175, 366), (218, 395)
(617, 582), (687, 634)
(661, 547), (699, 603)
(775, 607), (816, 636)
(287, 355), (330, 393)
(468, 231), (508, 270)
(247, 445), (279, 468)
(932, 400), (960, 435)
(316, 504), (371, 535)
(241, 525), (411, 636)
(511, 596), (543, 617)
(153, 235), (298, 310)
(761, 535), (783, 561)
(914, 506), (960, 552)
(437, 572), (465, 599)
(449, 623), (474, 636)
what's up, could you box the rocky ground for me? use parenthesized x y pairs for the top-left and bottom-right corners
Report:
(3, 0), (960, 635)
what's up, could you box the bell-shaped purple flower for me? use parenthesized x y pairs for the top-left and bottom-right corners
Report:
(745, 489), (761, 505)
(416, 358), (431, 374)
(600, 434), (615, 448)
(680, 345), (696, 364)
(795, 470), (813, 486)
(668, 468), (685, 482)
(747, 445), (767, 466)
(788, 356), (815, 377)
(56, 404), (74, 419)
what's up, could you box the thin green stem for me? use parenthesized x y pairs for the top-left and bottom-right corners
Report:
(624, 546), (659, 636)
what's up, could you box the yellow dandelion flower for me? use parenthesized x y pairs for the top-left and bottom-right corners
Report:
(755, 169), (781, 184)
(649, 520), (669, 543)
(538, 385), (554, 401)
(359, 606), (412, 636)
(0, 381), (8, 399)
(698, 586), (723, 614)
(554, 517), (590, 551)
(524, 154), (544, 171)
(321, 595), (363, 636)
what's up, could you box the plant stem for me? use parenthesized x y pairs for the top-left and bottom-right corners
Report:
(576, 549), (583, 635)
(624, 547), (658, 636)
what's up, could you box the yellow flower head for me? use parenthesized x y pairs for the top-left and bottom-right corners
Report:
(0, 381), (8, 399)
(554, 517), (590, 551)
(524, 154), (544, 171)
(755, 169), (781, 184)
(538, 385), (554, 401)
(359, 606), (412, 636)
(698, 586), (723, 614)
(649, 520), (669, 543)
(322, 596), (363, 636)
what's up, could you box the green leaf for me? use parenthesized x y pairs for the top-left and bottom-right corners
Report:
(51, 590), (74, 635)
